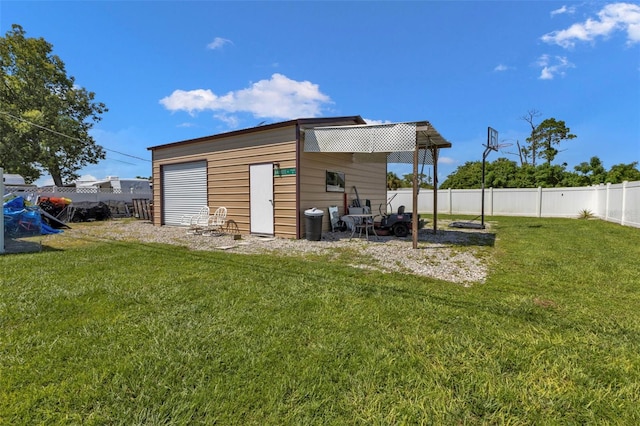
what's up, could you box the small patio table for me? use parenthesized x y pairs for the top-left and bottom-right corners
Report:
(346, 213), (378, 241)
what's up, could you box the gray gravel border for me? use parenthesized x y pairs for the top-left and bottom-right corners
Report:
(65, 219), (495, 286)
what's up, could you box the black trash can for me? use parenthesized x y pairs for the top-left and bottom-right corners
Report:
(304, 207), (324, 241)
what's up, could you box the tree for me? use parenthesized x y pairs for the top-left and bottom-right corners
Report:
(485, 157), (519, 188)
(441, 159), (520, 189)
(440, 161), (483, 189)
(531, 163), (570, 187)
(386, 171), (403, 190)
(520, 111), (577, 166)
(606, 162), (640, 183)
(574, 156), (607, 186)
(442, 159), (572, 189)
(520, 110), (541, 166)
(572, 158), (640, 185)
(0, 24), (107, 185)
(441, 154), (639, 190)
(533, 118), (576, 165)
(402, 172), (433, 189)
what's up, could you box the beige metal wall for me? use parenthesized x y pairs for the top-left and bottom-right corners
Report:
(298, 150), (387, 236)
(150, 117), (386, 239)
(151, 126), (298, 237)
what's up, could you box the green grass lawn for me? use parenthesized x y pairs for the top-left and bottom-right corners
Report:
(1, 216), (639, 424)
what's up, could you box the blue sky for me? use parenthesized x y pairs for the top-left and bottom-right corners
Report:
(2, 1), (639, 186)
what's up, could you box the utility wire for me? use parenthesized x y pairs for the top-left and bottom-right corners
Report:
(0, 110), (151, 163)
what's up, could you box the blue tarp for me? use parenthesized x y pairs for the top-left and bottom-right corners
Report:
(41, 222), (62, 235)
(3, 196), (62, 237)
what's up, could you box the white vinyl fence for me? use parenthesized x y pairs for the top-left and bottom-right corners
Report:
(388, 180), (640, 228)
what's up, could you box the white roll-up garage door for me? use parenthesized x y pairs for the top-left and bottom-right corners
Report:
(162, 161), (207, 226)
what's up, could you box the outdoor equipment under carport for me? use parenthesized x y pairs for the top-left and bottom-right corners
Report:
(303, 121), (452, 249)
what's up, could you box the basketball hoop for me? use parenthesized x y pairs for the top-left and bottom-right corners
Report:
(481, 127), (501, 228)
(487, 127), (499, 151)
(448, 127), (502, 231)
(496, 142), (513, 152)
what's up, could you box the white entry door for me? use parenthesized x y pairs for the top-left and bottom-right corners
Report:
(250, 163), (274, 235)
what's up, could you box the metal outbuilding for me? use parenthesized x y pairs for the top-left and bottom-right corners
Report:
(148, 116), (451, 247)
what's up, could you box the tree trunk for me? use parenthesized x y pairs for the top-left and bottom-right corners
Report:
(51, 171), (63, 187)
(517, 140), (525, 166)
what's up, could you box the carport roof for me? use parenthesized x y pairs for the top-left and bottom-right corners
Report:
(303, 120), (451, 164)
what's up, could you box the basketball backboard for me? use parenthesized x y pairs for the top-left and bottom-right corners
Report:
(487, 127), (499, 150)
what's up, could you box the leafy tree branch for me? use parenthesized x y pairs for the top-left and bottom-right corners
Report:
(0, 24), (107, 185)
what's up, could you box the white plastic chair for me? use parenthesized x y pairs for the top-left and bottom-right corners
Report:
(204, 206), (227, 236)
(180, 206), (210, 234)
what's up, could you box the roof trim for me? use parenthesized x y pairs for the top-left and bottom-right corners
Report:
(147, 116), (366, 151)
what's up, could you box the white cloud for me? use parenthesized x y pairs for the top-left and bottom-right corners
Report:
(536, 54), (550, 66)
(160, 89), (217, 115)
(551, 5), (576, 16)
(439, 156), (456, 165)
(494, 64), (512, 72)
(159, 73), (332, 120)
(536, 54), (575, 79)
(542, 2), (640, 48)
(76, 174), (98, 183)
(207, 37), (233, 50)
(364, 118), (393, 125)
(539, 67), (554, 80)
(213, 113), (240, 128)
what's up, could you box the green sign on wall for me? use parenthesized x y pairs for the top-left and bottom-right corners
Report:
(274, 167), (296, 177)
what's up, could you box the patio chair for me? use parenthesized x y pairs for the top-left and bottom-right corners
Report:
(203, 206), (227, 236)
(180, 206), (210, 234)
(328, 205), (342, 232)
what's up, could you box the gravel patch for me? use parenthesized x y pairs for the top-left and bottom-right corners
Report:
(62, 219), (495, 286)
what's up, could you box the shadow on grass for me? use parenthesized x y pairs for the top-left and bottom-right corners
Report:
(418, 229), (496, 247)
(325, 228), (496, 248)
(3, 241), (65, 254)
(3, 237), (48, 254)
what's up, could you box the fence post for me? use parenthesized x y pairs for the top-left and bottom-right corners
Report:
(621, 181), (628, 226)
(605, 183), (611, 221)
(537, 187), (542, 217)
(489, 187), (494, 217)
(448, 188), (452, 215)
